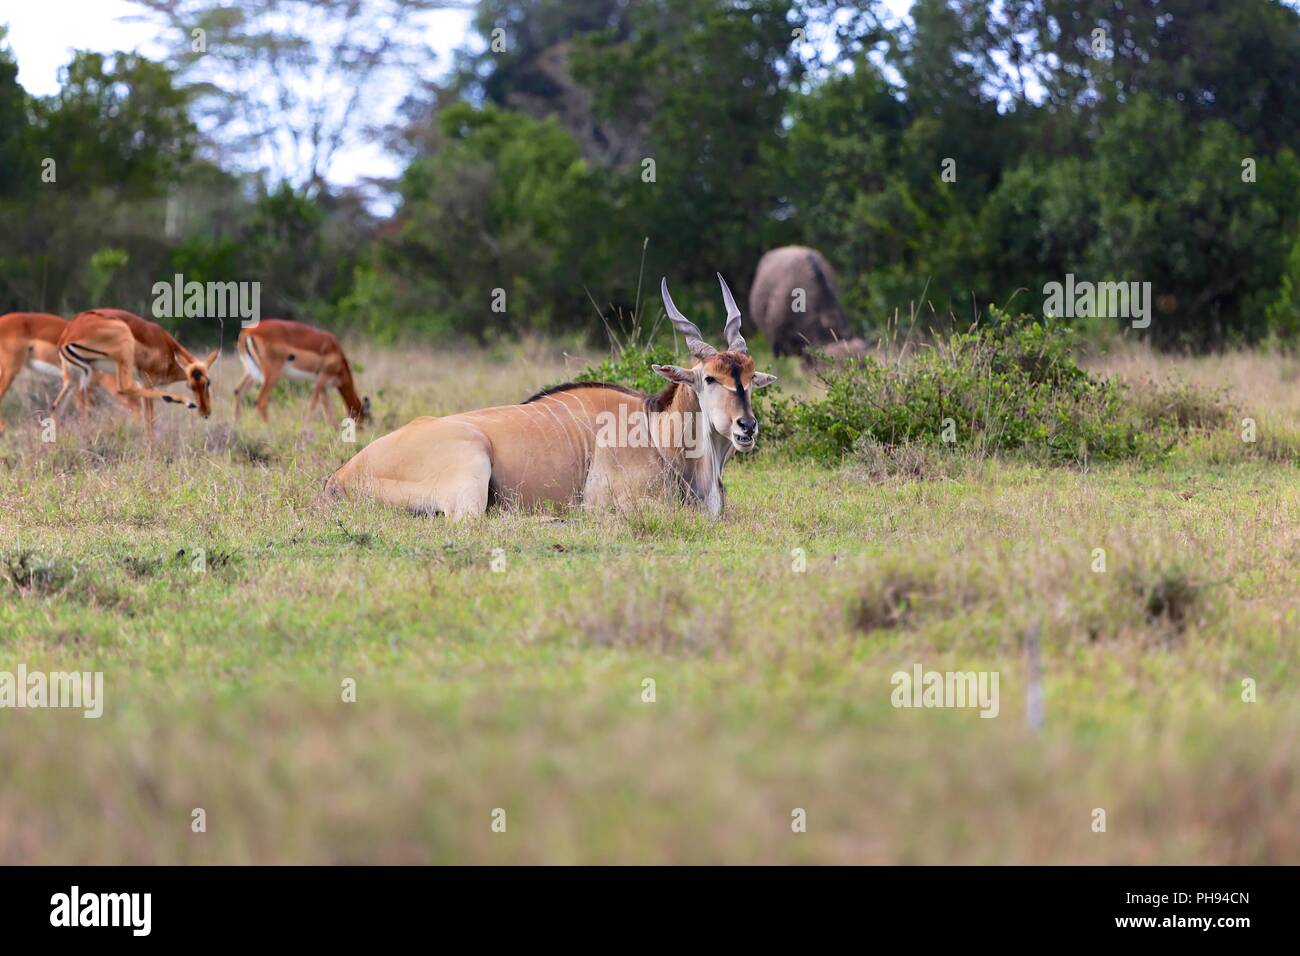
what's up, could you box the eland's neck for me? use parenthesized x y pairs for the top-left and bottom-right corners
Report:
(651, 383), (734, 516)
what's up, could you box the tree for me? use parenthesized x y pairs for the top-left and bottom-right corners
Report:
(1036, 0), (1300, 154)
(571, 0), (802, 291)
(34, 51), (197, 198)
(0, 26), (35, 199)
(1086, 96), (1300, 346)
(379, 102), (609, 337)
(125, 0), (461, 195)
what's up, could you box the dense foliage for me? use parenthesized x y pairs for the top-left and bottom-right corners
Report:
(772, 309), (1231, 464)
(1, 2), (1298, 349)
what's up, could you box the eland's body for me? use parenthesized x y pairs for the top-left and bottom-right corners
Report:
(326, 274), (776, 520)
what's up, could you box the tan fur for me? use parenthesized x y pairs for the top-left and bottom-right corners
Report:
(54, 309), (216, 427)
(328, 386), (659, 520)
(233, 319), (367, 425)
(328, 358), (772, 521)
(0, 312), (126, 432)
(327, 276), (776, 521)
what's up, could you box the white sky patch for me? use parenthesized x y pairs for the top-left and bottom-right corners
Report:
(3, 1), (474, 202)
(3, 1), (161, 96)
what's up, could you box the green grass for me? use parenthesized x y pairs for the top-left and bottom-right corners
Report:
(0, 343), (1297, 863)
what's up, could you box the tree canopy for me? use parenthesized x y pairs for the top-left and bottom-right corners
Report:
(1, 1), (1297, 349)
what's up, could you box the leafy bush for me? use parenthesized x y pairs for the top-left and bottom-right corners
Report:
(572, 342), (677, 395)
(778, 308), (1166, 464)
(560, 308), (1237, 467)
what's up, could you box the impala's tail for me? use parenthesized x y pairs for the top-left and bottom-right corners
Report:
(60, 342), (103, 388)
(238, 333), (264, 383)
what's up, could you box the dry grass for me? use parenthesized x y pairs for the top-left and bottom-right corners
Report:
(0, 339), (1298, 863)
(1088, 341), (1300, 420)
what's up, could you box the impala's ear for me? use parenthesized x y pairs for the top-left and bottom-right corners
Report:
(652, 364), (696, 386)
(203, 349), (219, 368)
(751, 372), (778, 389)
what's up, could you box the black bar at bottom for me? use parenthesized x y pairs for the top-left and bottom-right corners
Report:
(0, 865), (1286, 942)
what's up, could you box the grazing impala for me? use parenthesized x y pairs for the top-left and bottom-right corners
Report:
(233, 319), (369, 424)
(326, 274), (776, 521)
(54, 308), (217, 425)
(0, 312), (126, 432)
(0, 312), (73, 434)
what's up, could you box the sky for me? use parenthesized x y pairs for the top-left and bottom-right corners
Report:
(3, 0), (477, 196)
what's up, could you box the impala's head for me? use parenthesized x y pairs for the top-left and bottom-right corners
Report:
(177, 349), (219, 418)
(654, 274), (777, 452)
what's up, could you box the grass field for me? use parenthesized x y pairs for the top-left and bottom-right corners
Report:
(1, 340), (1298, 864)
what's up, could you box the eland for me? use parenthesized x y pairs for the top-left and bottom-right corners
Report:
(325, 274), (777, 520)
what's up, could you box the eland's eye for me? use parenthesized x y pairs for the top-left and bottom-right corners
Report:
(704, 376), (717, 385)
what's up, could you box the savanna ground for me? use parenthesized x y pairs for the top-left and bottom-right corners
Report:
(0, 339), (1298, 864)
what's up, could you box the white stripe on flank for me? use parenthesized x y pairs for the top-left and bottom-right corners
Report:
(27, 359), (62, 378)
(239, 339), (264, 383)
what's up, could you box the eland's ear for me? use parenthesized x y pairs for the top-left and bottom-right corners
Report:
(652, 363), (696, 386)
(751, 372), (778, 389)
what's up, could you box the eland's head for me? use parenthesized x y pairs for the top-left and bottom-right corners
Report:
(654, 273), (778, 452)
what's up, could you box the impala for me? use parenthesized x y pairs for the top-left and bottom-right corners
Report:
(0, 312), (72, 433)
(233, 319), (369, 425)
(326, 274), (776, 520)
(54, 308), (217, 425)
(0, 312), (123, 433)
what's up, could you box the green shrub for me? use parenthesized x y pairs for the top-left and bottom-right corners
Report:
(564, 309), (1235, 466)
(572, 342), (677, 395)
(777, 308), (1160, 464)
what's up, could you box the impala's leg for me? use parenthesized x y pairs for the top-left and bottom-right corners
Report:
(110, 349), (193, 410)
(303, 381), (319, 422)
(253, 366), (283, 421)
(232, 372), (254, 419)
(322, 388), (339, 425)
(75, 370), (93, 417)
(94, 372), (137, 413)
(52, 355), (83, 420)
(320, 385), (347, 426)
(307, 375), (332, 427)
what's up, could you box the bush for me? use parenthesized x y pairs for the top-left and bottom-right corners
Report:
(565, 309), (1237, 467)
(572, 342), (677, 395)
(777, 308), (1162, 464)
